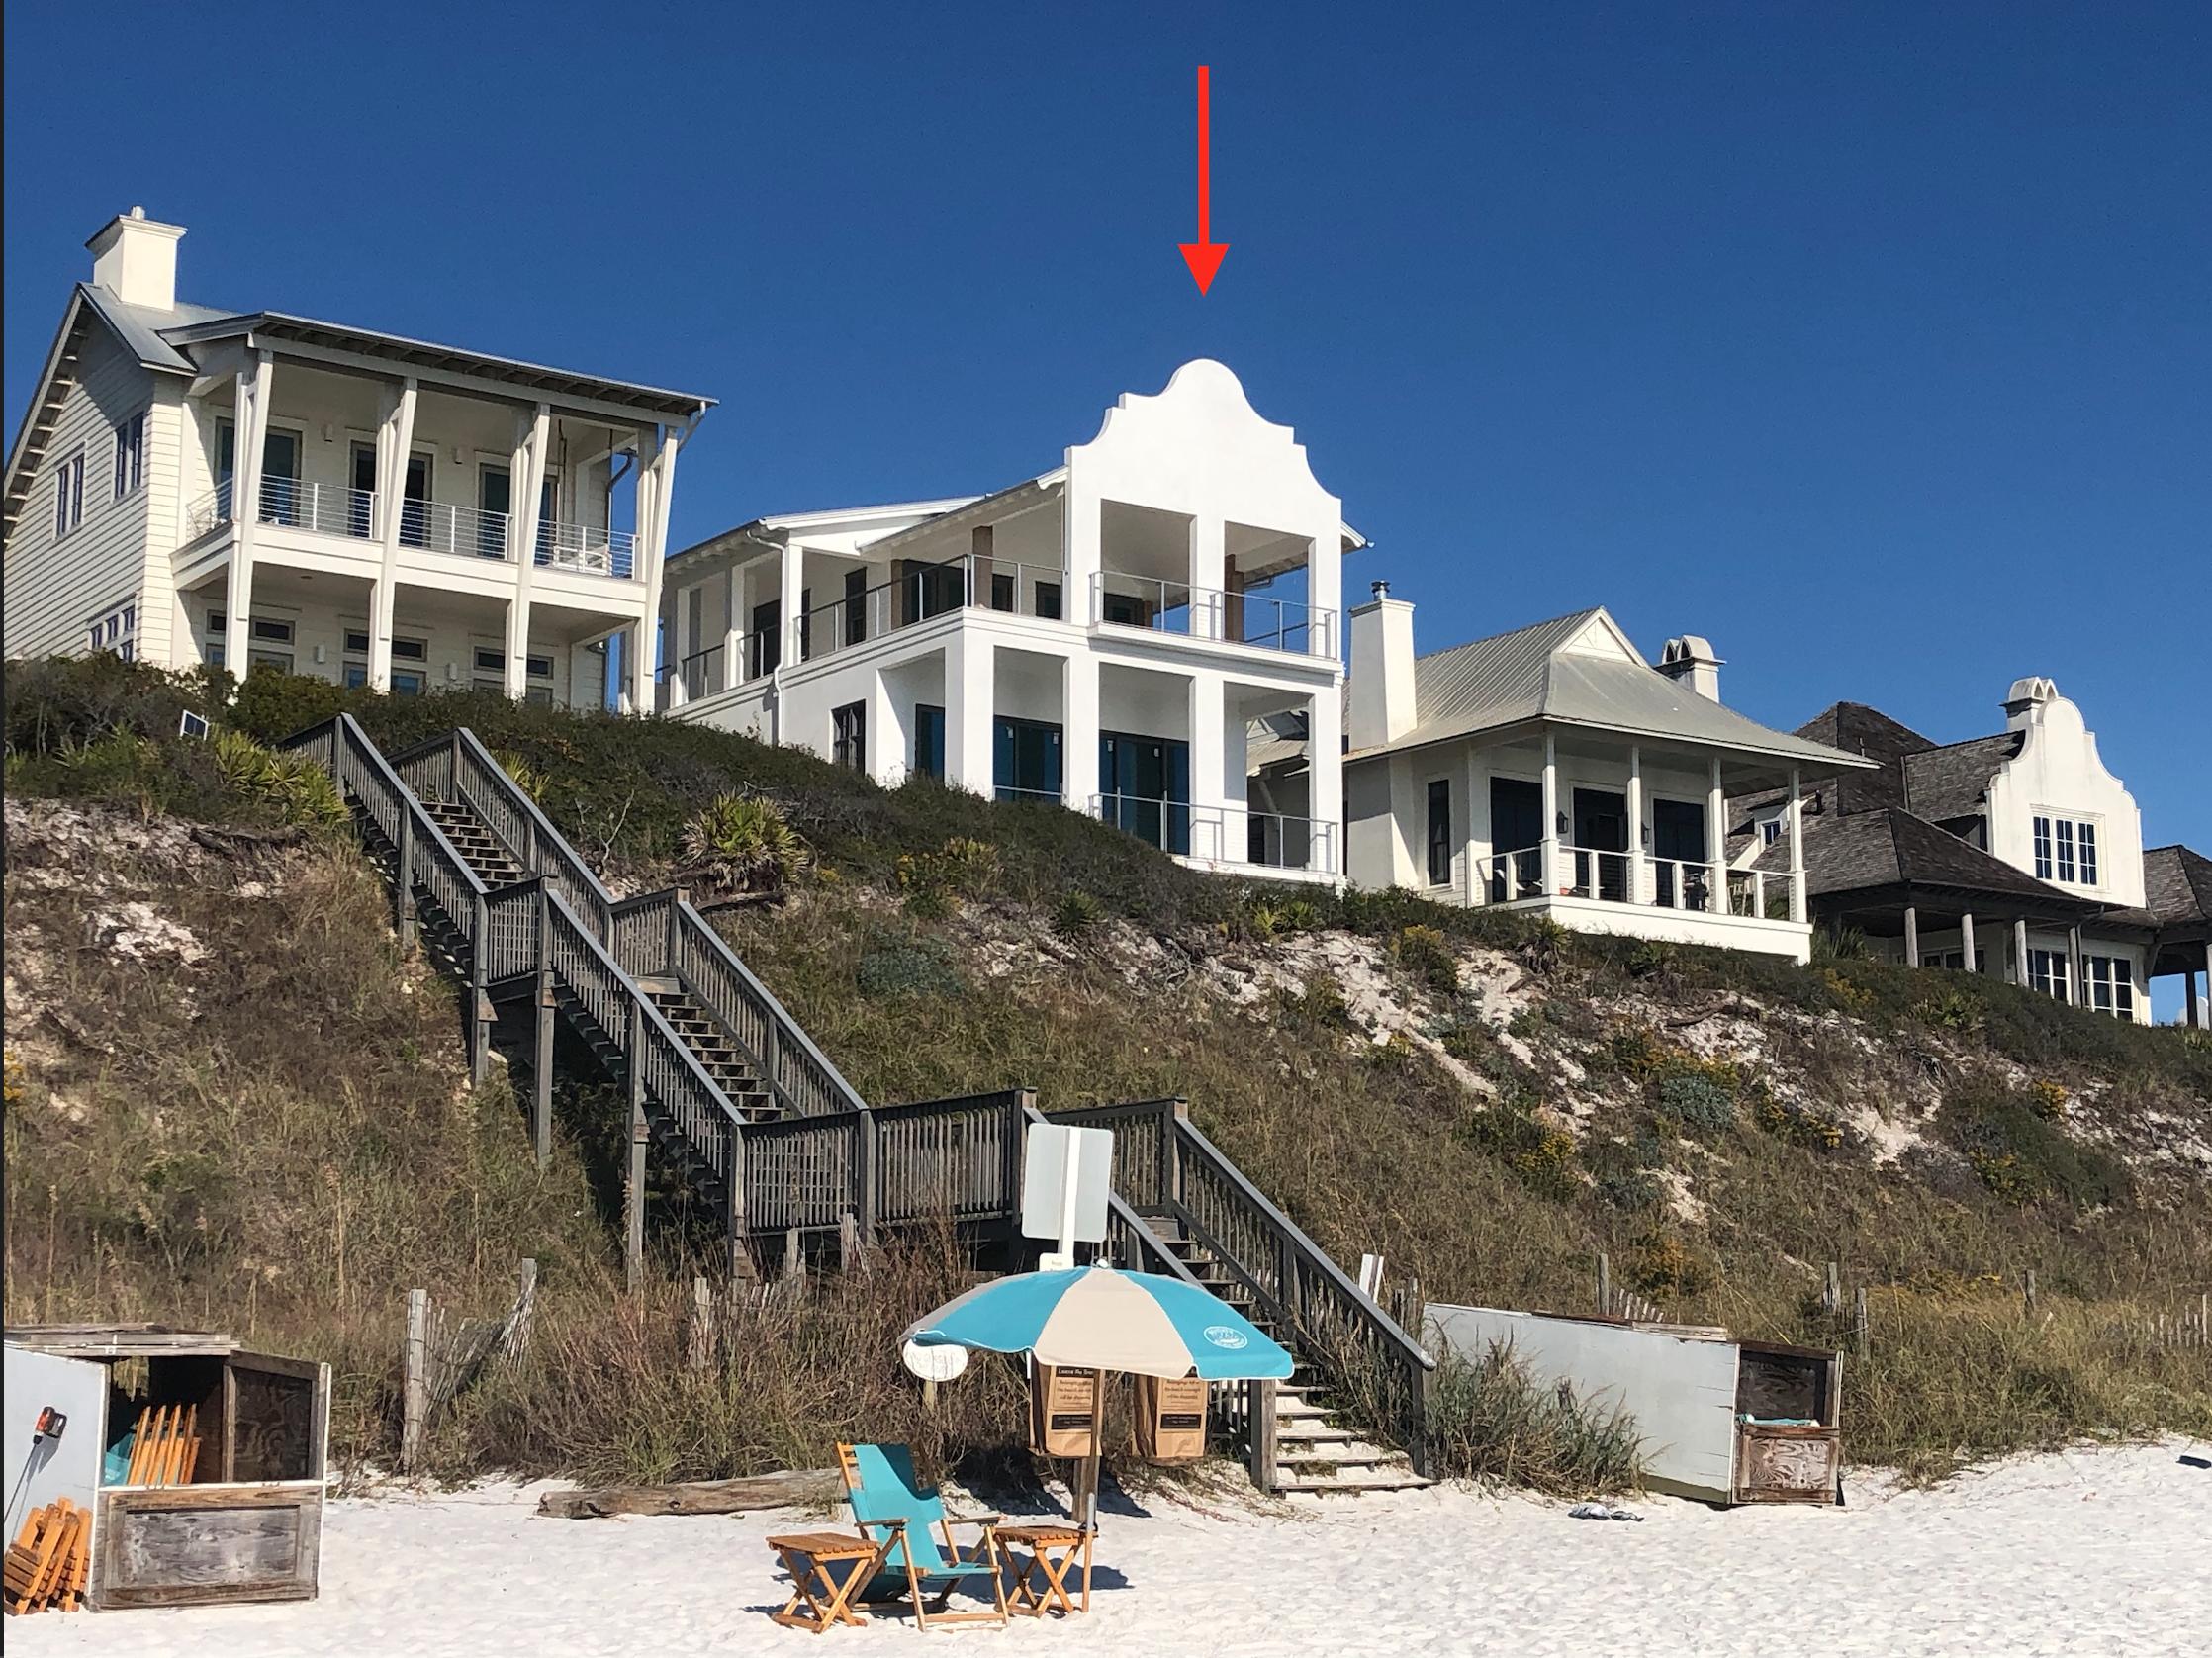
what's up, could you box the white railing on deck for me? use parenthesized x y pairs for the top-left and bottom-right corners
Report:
(796, 554), (1066, 666)
(402, 499), (511, 560)
(1086, 794), (1337, 877)
(1477, 843), (1797, 921)
(536, 521), (636, 579)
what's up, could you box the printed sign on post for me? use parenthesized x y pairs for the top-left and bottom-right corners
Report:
(1135, 1374), (1209, 1463)
(1028, 1362), (1106, 1458)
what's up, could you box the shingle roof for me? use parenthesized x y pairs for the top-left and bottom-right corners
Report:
(1754, 806), (2100, 912)
(1345, 607), (1872, 775)
(1901, 733), (2023, 824)
(2144, 845), (2212, 927)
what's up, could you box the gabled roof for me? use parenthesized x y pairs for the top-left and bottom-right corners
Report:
(76, 282), (232, 374)
(1901, 733), (2023, 823)
(1795, 700), (1936, 763)
(1754, 806), (2102, 913)
(1347, 606), (1875, 773)
(2145, 845), (2212, 928)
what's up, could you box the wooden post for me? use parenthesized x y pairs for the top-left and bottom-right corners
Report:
(725, 1130), (752, 1282)
(1824, 1261), (1841, 1316)
(532, 888), (553, 1169)
(508, 1258), (538, 1357)
(402, 1288), (429, 1473)
(838, 1211), (860, 1273)
(625, 1002), (647, 1293)
(783, 1226), (802, 1283)
(2024, 1269), (2037, 1312)
(1597, 1253), (1613, 1318)
(1902, 906), (1919, 968)
(468, 891), (492, 1087)
(394, 807), (417, 950)
(1854, 1286), (1870, 1358)
(856, 1106), (878, 1246)
(688, 1276), (713, 1372)
(665, 887), (687, 976)
(1248, 1378), (1278, 1495)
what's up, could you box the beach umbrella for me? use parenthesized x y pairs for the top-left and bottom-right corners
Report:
(905, 1264), (1293, 1380)
(905, 1265), (1292, 1528)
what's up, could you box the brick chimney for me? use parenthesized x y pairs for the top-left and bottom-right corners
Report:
(87, 207), (185, 311)
(1349, 580), (1416, 748)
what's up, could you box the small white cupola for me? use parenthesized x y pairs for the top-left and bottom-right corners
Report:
(2002, 675), (2059, 730)
(86, 206), (186, 311)
(1656, 634), (1724, 701)
(1349, 579), (1416, 748)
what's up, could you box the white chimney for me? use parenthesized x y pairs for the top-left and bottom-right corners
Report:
(1349, 580), (1416, 749)
(1656, 635), (1724, 701)
(86, 207), (186, 311)
(2002, 675), (2058, 731)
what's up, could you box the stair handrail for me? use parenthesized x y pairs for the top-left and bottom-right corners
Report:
(281, 714), (493, 911)
(672, 895), (868, 1119)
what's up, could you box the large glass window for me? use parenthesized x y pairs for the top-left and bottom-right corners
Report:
(2055, 819), (2076, 883)
(912, 704), (946, 781)
(2028, 948), (2069, 1002)
(2077, 822), (2098, 885)
(1426, 779), (1453, 887)
(832, 701), (867, 772)
(2032, 815), (2053, 880)
(113, 413), (145, 498)
(54, 451), (85, 536)
(2033, 813), (2099, 886)
(994, 717), (1062, 805)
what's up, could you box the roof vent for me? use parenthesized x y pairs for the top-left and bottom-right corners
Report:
(1655, 634), (1724, 701)
(2002, 675), (2059, 730)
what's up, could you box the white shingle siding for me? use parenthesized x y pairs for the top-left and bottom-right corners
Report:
(3, 324), (159, 661)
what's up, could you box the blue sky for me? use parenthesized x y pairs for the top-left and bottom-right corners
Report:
(6, 2), (2205, 998)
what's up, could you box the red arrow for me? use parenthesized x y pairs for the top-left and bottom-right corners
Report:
(1177, 65), (1228, 293)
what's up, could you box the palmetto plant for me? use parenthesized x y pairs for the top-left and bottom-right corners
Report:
(680, 791), (813, 893)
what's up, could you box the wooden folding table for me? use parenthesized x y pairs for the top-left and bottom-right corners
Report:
(767, 1530), (892, 1634)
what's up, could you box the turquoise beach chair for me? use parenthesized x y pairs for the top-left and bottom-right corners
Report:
(836, 1442), (1008, 1630)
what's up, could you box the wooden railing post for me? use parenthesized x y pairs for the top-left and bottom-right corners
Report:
(724, 1124), (751, 1280)
(1165, 1098), (1189, 1210)
(666, 887), (688, 977)
(624, 998), (647, 1292)
(468, 891), (491, 1087)
(448, 729), (463, 803)
(394, 800), (417, 951)
(1007, 1090), (1035, 1226)
(857, 1108), (879, 1244)
(531, 885), (553, 1169)
(402, 1287), (429, 1474)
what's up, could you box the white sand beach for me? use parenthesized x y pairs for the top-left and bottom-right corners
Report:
(10, 1442), (2207, 1657)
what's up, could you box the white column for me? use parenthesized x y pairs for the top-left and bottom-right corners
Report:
(778, 538), (806, 671)
(1308, 680), (1342, 877)
(2013, 918), (2031, 987)
(1960, 912), (1977, 974)
(669, 577), (694, 709)
(1310, 513), (1343, 665)
(1787, 767), (1807, 923)
(943, 631), (995, 795)
(1706, 756), (1725, 912)
(1463, 746), (1483, 905)
(1065, 474), (1101, 628)
(1904, 905), (1920, 967)
(1188, 513), (1226, 640)
(1188, 673), (1226, 861)
(868, 670), (900, 786)
(370, 377), (418, 692)
(1063, 652), (1100, 813)
(1626, 744), (1645, 906)
(504, 404), (551, 698)
(723, 563), (743, 690)
(628, 424), (677, 716)
(2067, 925), (2084, 1007)
(1540, 731), (1560, 896)
(224, 352), (274, 685)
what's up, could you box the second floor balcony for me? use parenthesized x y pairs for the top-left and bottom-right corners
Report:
(185, 476), (636, 579)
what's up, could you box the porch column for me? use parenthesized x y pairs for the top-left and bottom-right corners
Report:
(2013, 918), (2030, 987)
(224, 352), (275, 686)
(504, 403), (551, 698)
(1706, 757), (1725, 911)
(1626, 745), (1646, 905)
(1063, 653), (1100, 813)
(1188, 674), (1226, 862)
(2189, 948), (2206, 1028)
(1786, 767), (1807, 923)
(723, 563), (743, 690)
(2067, 924), (2084, 1007)
(944, 630), (995, 796)
(778, 538), (806, 670)
(1307, 681), (1342, 876)
(627, 423), (679, 716)
(1188, 513), (1226, 640)
(1960, 911), (1977, 974)
(1540, 732), (1560, 896)
(1903, 905), (1919, 967)
(370, 377), (418, 692)
(669, 577), (694, 710)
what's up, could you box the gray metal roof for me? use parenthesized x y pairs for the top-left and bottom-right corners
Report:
(76, 283), (233, 374)
(1347, 607), (1874, 773)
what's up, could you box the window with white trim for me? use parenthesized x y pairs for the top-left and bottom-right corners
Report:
(54, 451), (85, 536)
(86, 600), (138, 662)
(2081, 955), (2134, 1019)
(2032, 813), (2101, 886)
(247, 616), (295, 676)
(2028, 948), (2070, 1003)
(114, 413), (146, 499)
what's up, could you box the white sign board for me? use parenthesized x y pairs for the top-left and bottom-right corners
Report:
(1020, 1124), (1113, 1248)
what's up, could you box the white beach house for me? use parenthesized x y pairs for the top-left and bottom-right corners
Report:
(2, 209), (712, 712)
(657, 359), (1355, 881)
(1338, 591), (1875, 963)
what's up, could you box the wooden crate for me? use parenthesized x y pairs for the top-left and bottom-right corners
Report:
(1733, 1425), (1841, 1504)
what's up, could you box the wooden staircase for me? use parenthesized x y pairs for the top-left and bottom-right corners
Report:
(1139, 1209), (1431, 1498)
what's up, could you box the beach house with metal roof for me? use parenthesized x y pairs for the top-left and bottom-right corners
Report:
(3, 208), (712, 712)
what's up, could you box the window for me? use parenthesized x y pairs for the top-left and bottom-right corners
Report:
(1426, 779), (1453, 886)
(1036, 582), (1062, 622)
(913, 704), (946, 781)
(86, 600), (138, 662)
(525, 654), (553, 681)
(251, 617), (295, 645)
(2029, 949), (2069, 1003)
(345, 629), (373, 656)
(990, 572), (1015, 612)
(474, 647), (505, 675)
(391, 637), (427, 664)
(392, 670), (426, 696)
(831, 701), (867, 772)
(113, 413), (145, 499)
(2032, 812), (2100, 886)
(2082, 956), (2135, 1019)
(343, 664), (368, 690)
(53, 451), (85, 536)
(1759, 815), (1782, 847)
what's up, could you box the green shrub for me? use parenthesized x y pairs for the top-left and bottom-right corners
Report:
(679, 792), (812, 892)
(1626, 939), (1678, 979)
(1393, 924), (1459, 993)
(1054, 890), (1106, 936)
(854, 932), (965, 999)
(1940, 1080), (2127, 1209)
(1424, 1340), (1641, 1496)
(1459, 1102), (1580, 1199)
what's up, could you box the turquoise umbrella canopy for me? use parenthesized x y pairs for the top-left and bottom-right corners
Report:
(905, 1264), (1293, 1381)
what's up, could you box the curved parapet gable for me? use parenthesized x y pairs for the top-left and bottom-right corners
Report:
(1984, 685), (2148, 909)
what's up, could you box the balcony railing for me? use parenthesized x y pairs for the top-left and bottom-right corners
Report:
(179, 479), (635, 580)
(1090, 573), (1336, 659)
(655, 641), (741, 711)
(1089, 793), (1337, 875)
(796, 554), (1065, 666)
(1479, 844), (1799, 920)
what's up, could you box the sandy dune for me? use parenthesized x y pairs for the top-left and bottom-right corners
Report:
(11, 1442), (2206, 1656)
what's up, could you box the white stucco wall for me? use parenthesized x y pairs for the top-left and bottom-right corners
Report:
(1982, 690), (2147, 909)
